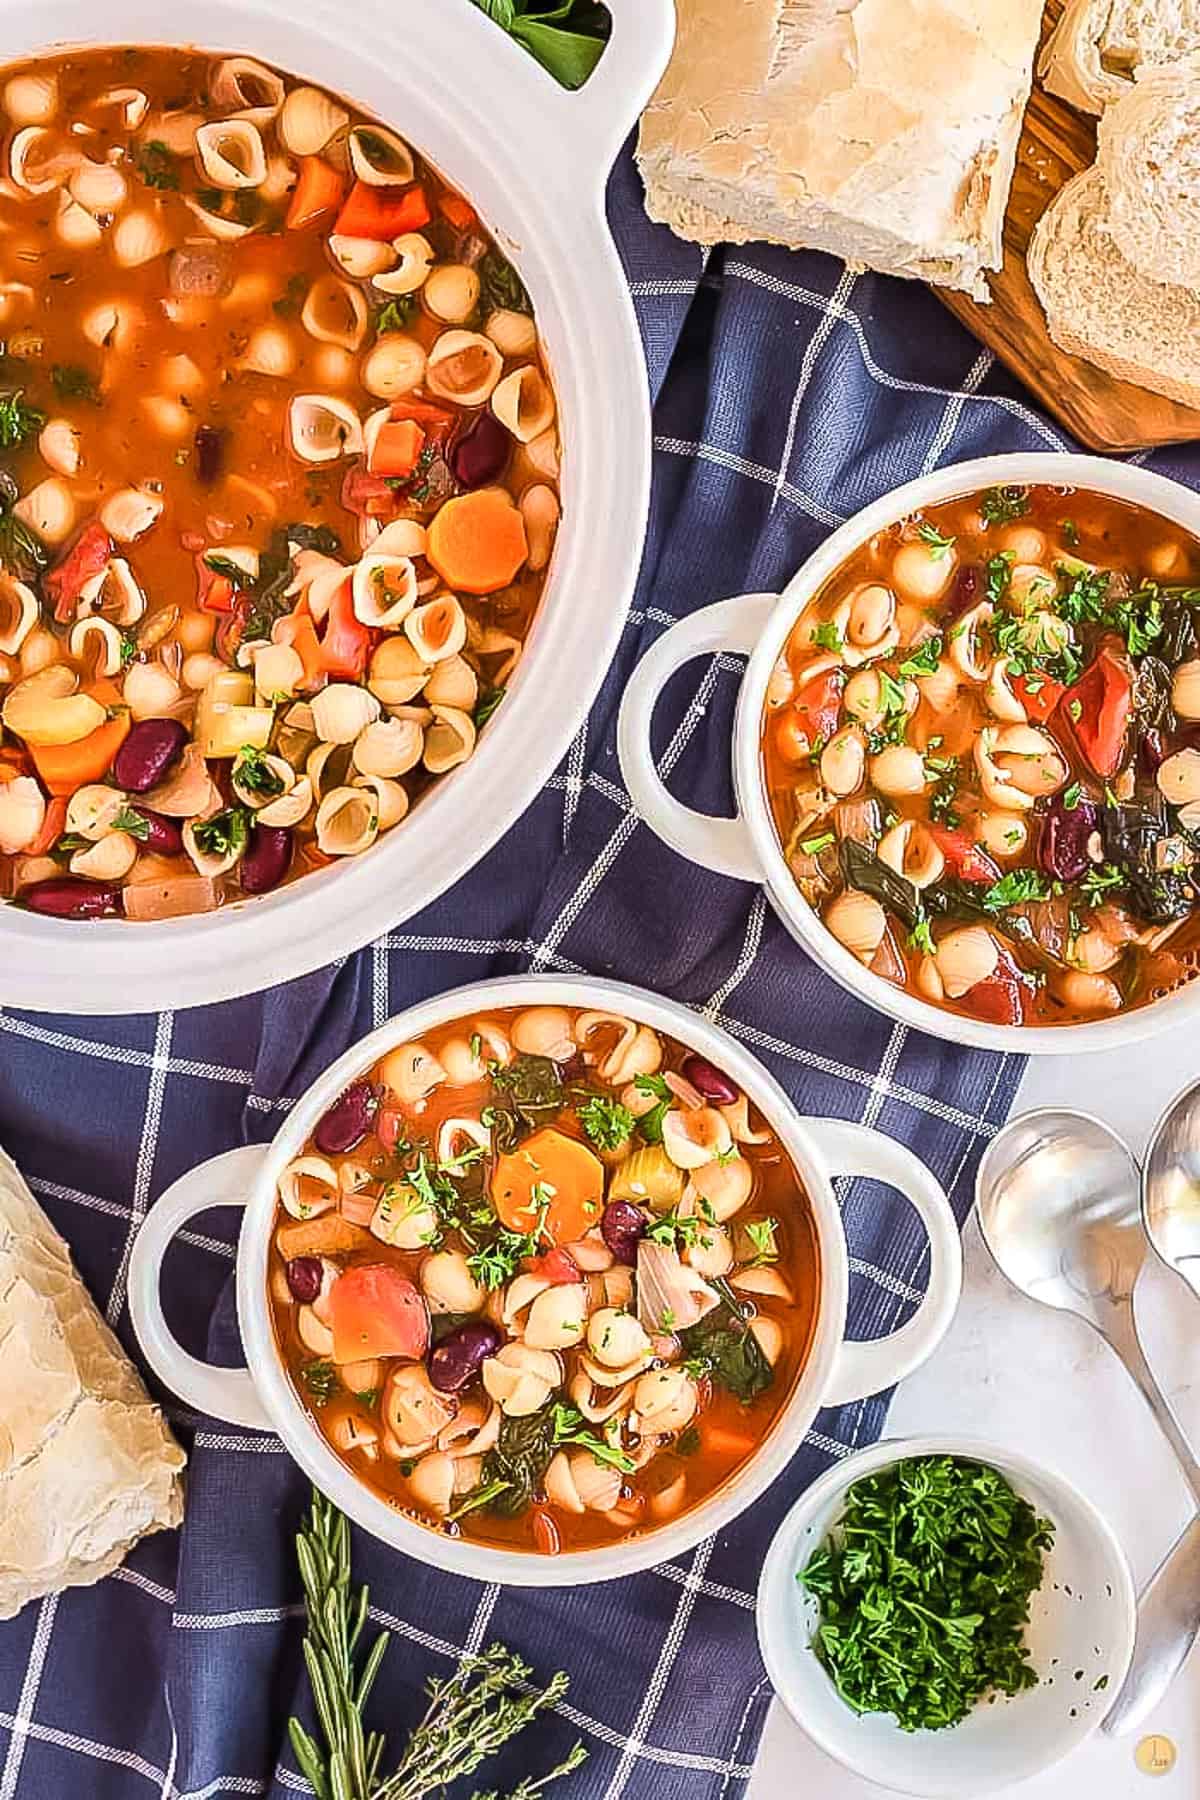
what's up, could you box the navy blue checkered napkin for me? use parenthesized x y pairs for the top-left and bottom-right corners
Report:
(10, 137), (1197, 1800)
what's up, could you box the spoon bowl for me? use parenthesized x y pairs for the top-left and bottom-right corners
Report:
(1143, 1079), (1200, 1303)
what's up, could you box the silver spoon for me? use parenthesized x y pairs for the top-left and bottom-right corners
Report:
(976, 1105), (1200, 1739)
(1100, 1078), (1200, 1738)
(976, 1107), (1200, 1498)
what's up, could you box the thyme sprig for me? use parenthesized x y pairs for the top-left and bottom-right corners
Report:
(289, 1491), (586, 1800)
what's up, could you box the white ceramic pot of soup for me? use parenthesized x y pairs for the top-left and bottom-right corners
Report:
(128, 975), (962, 1586)
(0, 2), (673, 1012)
(619, 453), (1200, 1052)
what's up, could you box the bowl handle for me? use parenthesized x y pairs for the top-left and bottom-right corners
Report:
(617, 593), (777, 881)
(561, 0), (677, 179)
(128, 1144), (271, 1431)
(801, 1119), (963, 1407)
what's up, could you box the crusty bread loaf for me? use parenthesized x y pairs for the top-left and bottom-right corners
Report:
(1027, 167), (1200, 408)
(1041, 0), (1200, 114)
(635, 0), (1045, 300)
(1096, 51), (1200, 285)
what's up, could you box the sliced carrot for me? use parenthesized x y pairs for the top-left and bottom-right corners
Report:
(317, 578), (371, 681)
(27, 795), (67, 854)
(439, 191), (476, 231)
(333, 181), (430, 241)
(29, 709), (131, 797)
(491, 1127), (604, 1243)
(275, 606), (325, 690)
(286, 157), (346, 231)
(427, 487), (529, 596)
(367, 417), (425, 479)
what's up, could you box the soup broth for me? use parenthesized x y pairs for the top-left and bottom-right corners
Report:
(762, 483), (1200, 1027)
(0, 46), (559, 920)
(268, 1004), (821, 1555)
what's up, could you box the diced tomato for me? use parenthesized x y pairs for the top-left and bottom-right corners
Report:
(1011, 672), (1066, 725)
(376, 1106), (405, 1152)
(333, 181), (430, 241)
(317, 577), (371, 681)
(367, 417), (425, 479)
(285, 156), (346, 231)
(45, 521), (113, 623)
(792, 668), (843, 743)
(196, 553), (237, 614)
(341, 464), (397, 521)
(388, 397), (457, 448)
(439, 191), (476, 232)
(1062, 645), (1133, 777)
(929, 826), (1000, 885)
(965, 970), (1026, 1027)
(531, 1246), (582, 1286)
(329, 1264), (428, 1363)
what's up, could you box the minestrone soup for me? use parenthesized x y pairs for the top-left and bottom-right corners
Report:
(763, 483), (1200, 1026)
(0, 47), (559, 921)
(268, 1004), (820, 1555)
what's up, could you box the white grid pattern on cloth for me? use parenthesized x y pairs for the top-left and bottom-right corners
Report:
(0, 228), (1043, 1800)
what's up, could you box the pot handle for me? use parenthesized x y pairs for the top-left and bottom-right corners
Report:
(128, 1144), (271, 1431)
(617, 593), (778, 882)
(561, 0), (677, 179)
(800, 1119), (963, 1408)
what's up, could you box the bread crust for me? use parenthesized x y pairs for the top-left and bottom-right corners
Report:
(636, 0), (1045, 299)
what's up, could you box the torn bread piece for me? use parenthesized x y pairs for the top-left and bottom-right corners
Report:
(0, 1146), (185, 1619)
(1096, 49), (1200, 286)
(636, 0), (1045, 299)
(1041, 0), (1200, 114)
(1027, 166), (1200, 408)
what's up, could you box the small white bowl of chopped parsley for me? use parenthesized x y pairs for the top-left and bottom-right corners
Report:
(756, 1437), (1136, 1795)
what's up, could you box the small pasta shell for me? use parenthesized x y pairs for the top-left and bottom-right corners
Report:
(122, 660), (182, 720)
(301, 275), (368, 351)
(258, 774), (314, 829)
(280, 85), (348, 156)
(877, 818), (945, 890)
(367, 635), (430, 706)
(4, 72), (58, 126)
(0, 283), (33, 326)
(209, 57), (285, 121)
(423, 262), (480, 324)
(111, 206), (171, 268)
(38, 417), (81, 477)
(423, 705), (476, 775)
(315, 786), (379, 856)
(78, 557), (145, 625)
(353, 717), (423, 779)
(486, 307), (537, 357)
(238, 323), (296, 378)
(311, 681), (381, 744)
(71, 830), (137, 881)
(520, 484), (559, 573)
(348, 124), (414, 187)
(69, 158), (128, 214)
(0, 776), (45, 854)
(373, 232), (434, 296)
(0, 575), (39, 655)
(56, 192), (103, 248)
(288, 393), (363, 463)
(97, 85), (149, 129)
(425, 330), (503, 407)
(183, 197), (255, 242)
(824, 889), (887, 964)
(360, 332), (426, 401)
(351, 553), (417, 628)
(933, 926), (999, 999)
(370, 518), (428, 561)
(195, 119), (267, 190)
(14, 478), (76, 546)
(523, 426), (559, 481)
(422, 654), (477, 712)
(279, 1154), (338, 1219)
(99, 487), (162, 543)
(10, 126), (73, 195)
(406, 595), (467, 664)
(491, 364), (555, 443)
(66, 783), (126, 842)
(253, 641), (305, 702)
(231, 751), (295, 811)
(353, 772), (408, 831)
(329, 233), (395, 279)
(82, 298), (142, 350)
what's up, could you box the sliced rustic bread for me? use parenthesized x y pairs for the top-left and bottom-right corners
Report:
(1027, 167), (1200, 407)
(1041, 0), (1200, 114)
(1096, 51), (1200, 285)
(635, 0), (1045, 299)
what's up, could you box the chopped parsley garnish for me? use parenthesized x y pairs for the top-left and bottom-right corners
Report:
(916, 522), (955, 559)
(51, 363), (100, 403)
(980, 485), (1031, 527)
(301, 1360), (338, 1407)
(111, 806), (150, 841)
(1107, 585), (1164, 658)
(119, 630), (138, 668)
(272, 272), (308, 317)
(375, 296), (415, 334)
(645, 1209), (714, 1252)
(798, 830), (836, 857)
(0, 389), (42, 448)
(1061, 520), (1079, 547)
(549, 1404), (635, 1473)
(577, 1094), (635, 1151)
(898, 636), (943, 678)
(137, 140), (179, 189)
(1061, 782), (1082, 810)
(232, 744), (285, 798)
(1080, 863), (1125, 907)
(985, 551), (1015, 606)
(474, 686), (506, 728)
(981, 869), (1051, 912)
(192, 806), (250, 860)
(1056, 566), (1109, 625)
(812, 620), (844, 653)
(908, 915), (935, 955)
(743, 1218), (779, 1266)
(632, 1073), (672, 1144)
(479, 250), (531, 316)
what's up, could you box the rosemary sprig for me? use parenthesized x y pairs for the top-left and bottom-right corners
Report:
(288, 1490), (587, 1800)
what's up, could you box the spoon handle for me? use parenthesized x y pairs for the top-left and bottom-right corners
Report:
(1103, 1512), (1200, 1737)
(1101, 1303), (1200, 1504)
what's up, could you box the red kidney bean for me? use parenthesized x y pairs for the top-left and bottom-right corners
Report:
(113, 718), (189, 792)
(450, 410), (510, 489)
(129, 808), (183, 856)
(429, 1320), (503, 1394)
(946, 564), (981, 620)
(21, 877), (121, 919)
(681, 1054), (739, 1106)
(601, 1199), (646, 1266)
(314, 1079), (380, 1155)
(285, 1257), (323, 1304)
(194, 424), (226, 485)
(1038, 793), (1101, 884)
(240, 824), (293, 895)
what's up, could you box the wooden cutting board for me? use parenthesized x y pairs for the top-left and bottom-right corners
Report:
(936, 1), (1200, 454)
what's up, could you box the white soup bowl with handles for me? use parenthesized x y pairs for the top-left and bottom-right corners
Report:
(128, 974), (962, 1587)
(618, 452), (1200, 1054)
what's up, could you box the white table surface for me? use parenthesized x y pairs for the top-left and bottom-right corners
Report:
(749, 1008), (1200, 1800)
